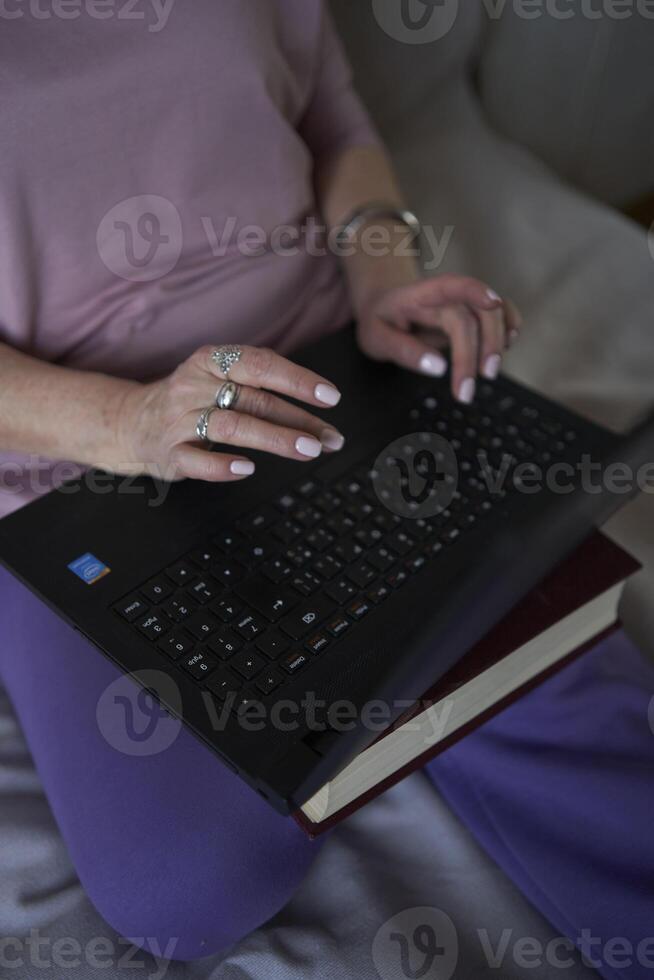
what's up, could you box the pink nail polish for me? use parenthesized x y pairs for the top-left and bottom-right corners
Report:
(487, 288), (502, 303)
(419, 352), (447, 377)
(296, 436), (322, 458)
(483, 354), (502, 380)
(315, 384), (341, 406)
(458, 378), (476, 404)
(321, 429), (345, 452)
(230, 460), (255, 476)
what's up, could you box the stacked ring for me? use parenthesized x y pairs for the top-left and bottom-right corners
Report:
(215, 381), (241, 410)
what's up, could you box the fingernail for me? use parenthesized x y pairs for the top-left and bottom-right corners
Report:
(315, 383), (341, 406)
(321, 428), (345, 452)
(508, 328), (520, 347)
(483, 354), (502, 380)
(419, 352), (447, 377)
(296, 436), (322, 458)
(458, 377), (476, 404)
(230, 460), (255, 476)
(487, 288), (502, 303)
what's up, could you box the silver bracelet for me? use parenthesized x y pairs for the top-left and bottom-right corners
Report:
(337, 202), (422, 250)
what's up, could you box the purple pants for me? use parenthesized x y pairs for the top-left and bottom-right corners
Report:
(2, 562), (653, 974)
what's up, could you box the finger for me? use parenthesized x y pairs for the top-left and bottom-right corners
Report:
(180, 407), (325, 462)
(410, 275), (503, 313)
(504, 298), (524, 347)
(167, 446), (256, 483)
(438, 307), (480, 403)
(184, 382), (346, 453)
(358, 317), (448, 377)
(197, 345), (342, 410)
(478, 307), (506, 380)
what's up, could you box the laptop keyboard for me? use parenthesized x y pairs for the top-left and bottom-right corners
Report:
(112, 382), (579, 715)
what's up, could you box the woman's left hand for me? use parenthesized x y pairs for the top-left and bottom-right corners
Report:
(355, 275), (523, 404)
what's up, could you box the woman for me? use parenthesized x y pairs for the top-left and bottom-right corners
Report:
(2, 2), (650, 970)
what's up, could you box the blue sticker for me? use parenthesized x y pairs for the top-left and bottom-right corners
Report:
(68, 553), (111, 585)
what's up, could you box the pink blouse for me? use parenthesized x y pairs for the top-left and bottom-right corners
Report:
(0, 0), (378, 517)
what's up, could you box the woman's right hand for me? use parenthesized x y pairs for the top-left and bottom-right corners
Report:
(113, 345), (345, 482)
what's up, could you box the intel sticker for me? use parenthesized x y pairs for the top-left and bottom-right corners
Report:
(68, 553), (111, 585)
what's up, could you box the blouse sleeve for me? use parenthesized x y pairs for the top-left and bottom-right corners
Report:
(298, 3), (381, 163)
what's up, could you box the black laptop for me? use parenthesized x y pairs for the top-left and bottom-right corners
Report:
(0, 325), (651, 814)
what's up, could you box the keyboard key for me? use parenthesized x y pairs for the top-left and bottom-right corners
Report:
(158, 631), (194, 660)
(255, 630), (290, 660)
(368, 546), (395, 573)
(165, 561), (196, 587)
(296, 478), (320, 497)
(355, 526), (383, 549)
(347, 598), (372, 621)
(205, 668), (242, 701)
(181, 649), (217, 681)
(291, 570), (322, 597)
(136, 614), (168, 641)
(275, 492), (297, 512)
(213, 530), (246, 553)
(140, 578), (174, 604)
(188, 578), (219, 605)
(211, 597), (242, 623)
(261, 557), (293, 584)
(206, 628), (243, 660)
(256, 668), (284, 695)
(237, 506), (277, 534)
(305, 528), (334, 552)
(211, 560), (246, 587)
(367, 583), (391, 604)
(271, 519), (302, 544)
(325, 578), (357, 605)
(285, 546), (314, 568)
(312, 555), (343, 580)
(291, 505), (322, 529)
(234, 611), (266, 640)
(280, 599), (334, 640)
(386, 531), (414, 556)
(405, 554), (428, 574)
(236, 537), (277, 567)
(185, 611), (219, 640)
(187, 546), (218, 568)
(161, 596), (196, 623)
(231, 650), (266, 681)
(334, 539), (364, 564)
(386, 568), (409, 589)
(235, 578), (299, 622)
(280, 651), (309, 675)
(325, 614), (350, 638)
(346, 561), (376, 589)
(115, 595), (148, 623)
(305, 632), (330, 656)
(314, 489), (342, 513)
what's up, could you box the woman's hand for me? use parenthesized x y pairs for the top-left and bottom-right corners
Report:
(355, 275), (523, 404)
(113, 345), (345, 482)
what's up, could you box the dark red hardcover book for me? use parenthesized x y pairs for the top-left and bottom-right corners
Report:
(293, 532), (639, 837)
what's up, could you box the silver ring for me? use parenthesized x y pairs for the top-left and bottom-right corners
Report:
(211, 345), (242, 378)
(215, 381), (241, 411)
(196, 405), (219, 443)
